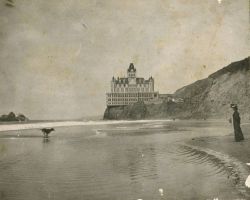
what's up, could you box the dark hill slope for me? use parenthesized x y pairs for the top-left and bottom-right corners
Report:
(174, 57), (250, 119)
(104, 57), (250, 120)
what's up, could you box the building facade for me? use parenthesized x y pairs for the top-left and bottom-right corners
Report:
(106, 63), (159, 106)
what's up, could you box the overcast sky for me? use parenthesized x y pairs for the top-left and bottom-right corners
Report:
(0, 0), (249, 120)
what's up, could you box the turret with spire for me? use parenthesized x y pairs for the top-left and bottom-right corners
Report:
(127, 63), (136, 84)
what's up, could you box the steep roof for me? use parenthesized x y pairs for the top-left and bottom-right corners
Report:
(127, 63), (136, 72)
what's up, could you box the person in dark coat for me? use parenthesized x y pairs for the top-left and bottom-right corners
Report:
(231, 104), (244, 142)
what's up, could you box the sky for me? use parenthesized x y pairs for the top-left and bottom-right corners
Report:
(0, 0), (249, 120)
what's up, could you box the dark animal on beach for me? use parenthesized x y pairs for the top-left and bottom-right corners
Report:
(41, 128), (55, 137)
(231, 104), (244, 142)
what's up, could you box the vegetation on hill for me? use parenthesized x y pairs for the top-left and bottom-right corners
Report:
(0, 112), (29, 122)
(104, 57), (250, 120)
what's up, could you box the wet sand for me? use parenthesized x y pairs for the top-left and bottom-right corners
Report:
(0, 119), (250, 199)
(188, 123), (250, 164)
(188, 122), (250, 197)
(0, 119), (171, 132)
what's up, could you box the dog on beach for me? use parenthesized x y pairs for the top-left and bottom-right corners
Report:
(41, 128), (55, 137)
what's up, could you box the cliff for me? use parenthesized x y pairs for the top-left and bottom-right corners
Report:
(174, 57), (250, 120)
(103, 102), (147, 120)
(104, 57), (250, 120)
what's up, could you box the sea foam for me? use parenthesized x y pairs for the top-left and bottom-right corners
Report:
(0, 119), (171, 132)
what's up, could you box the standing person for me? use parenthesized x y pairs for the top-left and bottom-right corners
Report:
(231, 104), (244, 142)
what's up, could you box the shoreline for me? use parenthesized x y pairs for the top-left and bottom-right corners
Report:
(0, 119), (173, 132)
(0, 119), (250, 198)
(0, 121), (87, 132)
(187, 123), (250, 198)
(188, 123), (250, 165)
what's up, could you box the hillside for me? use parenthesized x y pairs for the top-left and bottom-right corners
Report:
(104, 57), (250, 120)
(174, 57), (250, 120)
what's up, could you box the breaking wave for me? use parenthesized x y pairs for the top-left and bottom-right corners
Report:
(0, 119), (171, 132)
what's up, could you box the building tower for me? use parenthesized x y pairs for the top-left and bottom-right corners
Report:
(149, 76), (154, 92)
(127, 63), (136, 85)
(111, 76), (115, 92)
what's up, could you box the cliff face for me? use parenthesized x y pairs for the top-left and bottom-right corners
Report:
(103, 102), (147, 120)
(104, 57), (250, 120)
(174, 57), (250, 120)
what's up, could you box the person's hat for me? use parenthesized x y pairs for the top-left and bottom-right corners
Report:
(230, 104), (237, 108)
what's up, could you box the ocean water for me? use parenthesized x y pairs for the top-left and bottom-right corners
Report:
(0, 120), (248, 200)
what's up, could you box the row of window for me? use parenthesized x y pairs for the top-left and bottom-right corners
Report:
(108, 98), (137, 102)
(113, 84), (150, 88)
(107, 102), (134, 105)
(112, 88), (153, 92)
(107, 98), (153, 102)
(107, 93), (155, 97)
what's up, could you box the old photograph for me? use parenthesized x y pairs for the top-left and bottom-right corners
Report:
(0, 0), (250, 199)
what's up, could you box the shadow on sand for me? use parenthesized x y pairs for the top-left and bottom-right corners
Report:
(0, 135), (49, 139)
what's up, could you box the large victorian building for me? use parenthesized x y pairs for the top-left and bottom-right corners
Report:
(106, 63), (159, 106)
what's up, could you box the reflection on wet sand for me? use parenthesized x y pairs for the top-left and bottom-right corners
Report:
(108, 143), (158, 199)
(177, 144), (250, 198)
(0, 120), (249, 200)
(0, 135), (43, 139)
(128, 145), (158, 182)
(43, 138), (50, 143)
(109, 143), (158, 181)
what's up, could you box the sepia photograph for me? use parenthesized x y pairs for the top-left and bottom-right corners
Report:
(0, 0), (249, 199)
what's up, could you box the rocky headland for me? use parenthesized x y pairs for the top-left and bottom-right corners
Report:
(104, 57), (250, 120)
(0, 112), (29, 122)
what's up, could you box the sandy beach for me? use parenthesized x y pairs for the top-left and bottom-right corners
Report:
(189, 123), (250, 164)
(0, 121), (86, 132)
(0, 119), (250, 199)
(187, 122), (250, 197)
(0, 119), (173, 132)
(1, 120), (249, 166)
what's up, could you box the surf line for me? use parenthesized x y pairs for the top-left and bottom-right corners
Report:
(181, 144), (250, 198)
